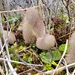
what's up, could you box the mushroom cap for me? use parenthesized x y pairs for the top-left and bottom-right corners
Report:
(25, 7), (46, 38)
(4, 30), (16, 44)
(36, 34), (56, 50)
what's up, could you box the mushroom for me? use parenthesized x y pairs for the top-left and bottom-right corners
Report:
(36, 34), (56, 50)
(22, 7), (45, 44)
(65, 32), (75, 64)
(3, 30), (16, 44)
